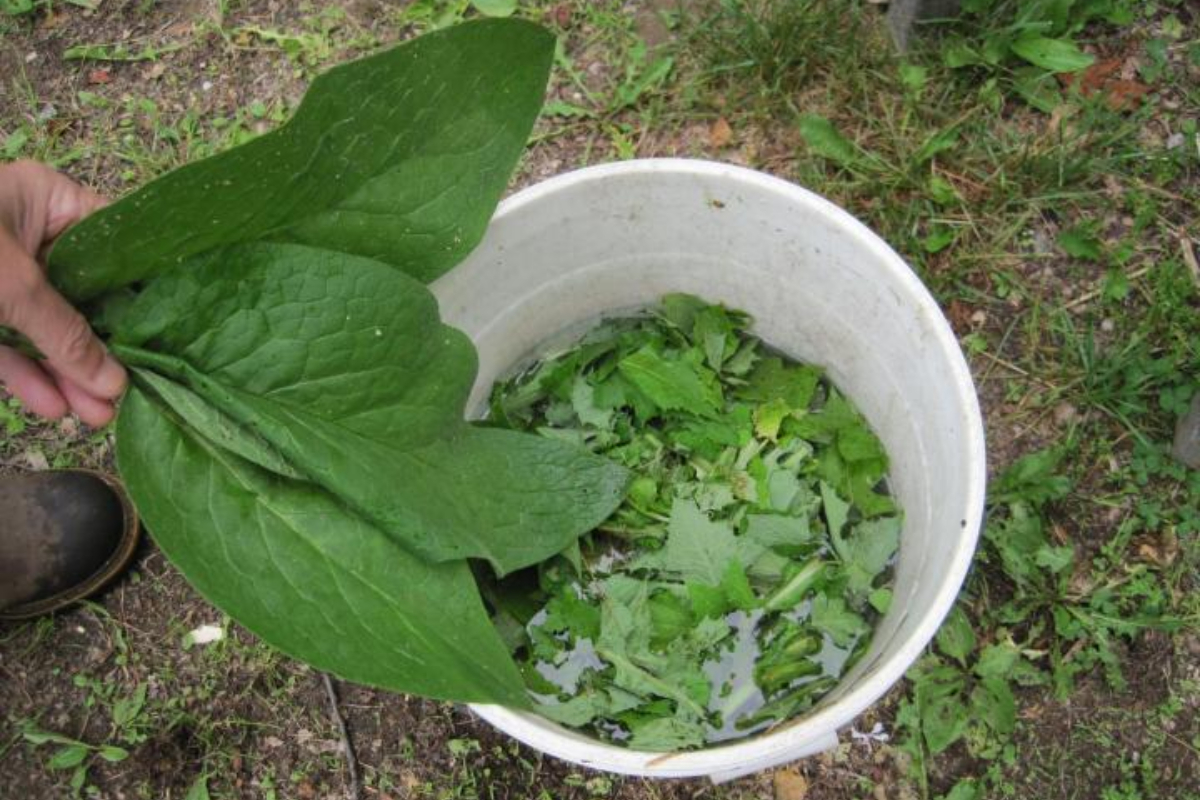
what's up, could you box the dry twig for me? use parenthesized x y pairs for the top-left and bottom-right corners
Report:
(322, 672), (361, 800)
(1064, 265), (1152, 310)
(1180, 236), (1199, 289)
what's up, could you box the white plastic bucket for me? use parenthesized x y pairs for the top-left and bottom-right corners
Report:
(431, 159), (986, 781)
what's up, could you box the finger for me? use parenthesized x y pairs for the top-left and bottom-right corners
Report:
(7, 160), (108, 243)
(44, 179), (109, 241)
(48, 367), (117, 428)
(0, 345), (68, 420)
(2, 256), (127, 400)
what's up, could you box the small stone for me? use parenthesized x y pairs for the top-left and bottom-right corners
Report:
(1173, 394), (1200, 469)
(25, 51), (38, 62)
(709, 117), (733, 149)
(1054, 402), (1079, 426)
(1183, 633), (1200, 659)
(1100, 318), (1115, 332)
(1167, 132), (1185, 150)
(773, 769), (809, 800)
(1031, 227), (1055, 255)
(24, 449), (49, 471)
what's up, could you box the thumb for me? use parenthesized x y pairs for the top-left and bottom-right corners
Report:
(1, 252), (126, 401)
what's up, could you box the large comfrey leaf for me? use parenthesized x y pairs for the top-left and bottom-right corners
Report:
(48, 18), (555, 301)
(116, 388), (531, 707)
(110, 243), (631, 577)
(45, 20), (631, 706)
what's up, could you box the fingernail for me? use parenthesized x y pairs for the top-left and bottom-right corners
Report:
(100, 352), (128, 398)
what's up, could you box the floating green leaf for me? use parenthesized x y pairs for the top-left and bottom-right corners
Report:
(633, 499), (740, 585)
(618, 346), (723, 417)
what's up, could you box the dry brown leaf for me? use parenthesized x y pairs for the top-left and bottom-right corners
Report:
(946, 299), (975, 333)
(1136, 530), (1179, 567)
(1059, 58), (1121, 94)
(87, 69), (112, 85)
(774, 768), (809, 800)
(1105, 79), (1150, 111)
(1181, 236), (1200, 288)
(709, 116), (733, 149)
(1059, 58), (1150, 111)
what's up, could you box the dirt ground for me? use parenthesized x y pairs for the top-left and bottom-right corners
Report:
(1, 1), (1197, 799)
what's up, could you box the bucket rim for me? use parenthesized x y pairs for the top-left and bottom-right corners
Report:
(461, 158), (988, 778)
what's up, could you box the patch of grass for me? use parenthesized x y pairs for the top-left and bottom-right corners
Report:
(2, 1), (1197, 797)
(684, 0), (874, 97)
(665, 1), (1198, 798)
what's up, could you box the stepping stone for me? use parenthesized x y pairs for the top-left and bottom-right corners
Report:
(1174, 393), (1200, 469)
(888, 0), (962, 50)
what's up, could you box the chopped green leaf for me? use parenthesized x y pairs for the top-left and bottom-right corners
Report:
(835, 516), (901, 596)
(618, 346), (723, 417)
(810, 595), (868, 647)
(633, 500), (739, 585)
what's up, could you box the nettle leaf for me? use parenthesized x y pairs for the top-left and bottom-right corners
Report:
(116, 389), (529, 706)
(913, 663), (970, 755)
(627, 716), (707, 752)
(744, 513), (812, 552)
(738, 357), (821, 409)
(535, 693), (608, 727)
(991, 448), (1071, 505)
(49, 19), (555, 301)
(936, 606), (978, 666)
(810, 595), (867, 647)
(618, 346), (723, 417)
(634, 499), (740, 585)
(821, 481), (850, 539)
(112, 244), (628, 576)
(970, 675), (1016, 741)
(974, 640), (1022, 680)
(834, 516), (900, 596)
(543, 587), (602, 642)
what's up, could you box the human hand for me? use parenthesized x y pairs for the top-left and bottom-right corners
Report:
(0, 160), (127, 427)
